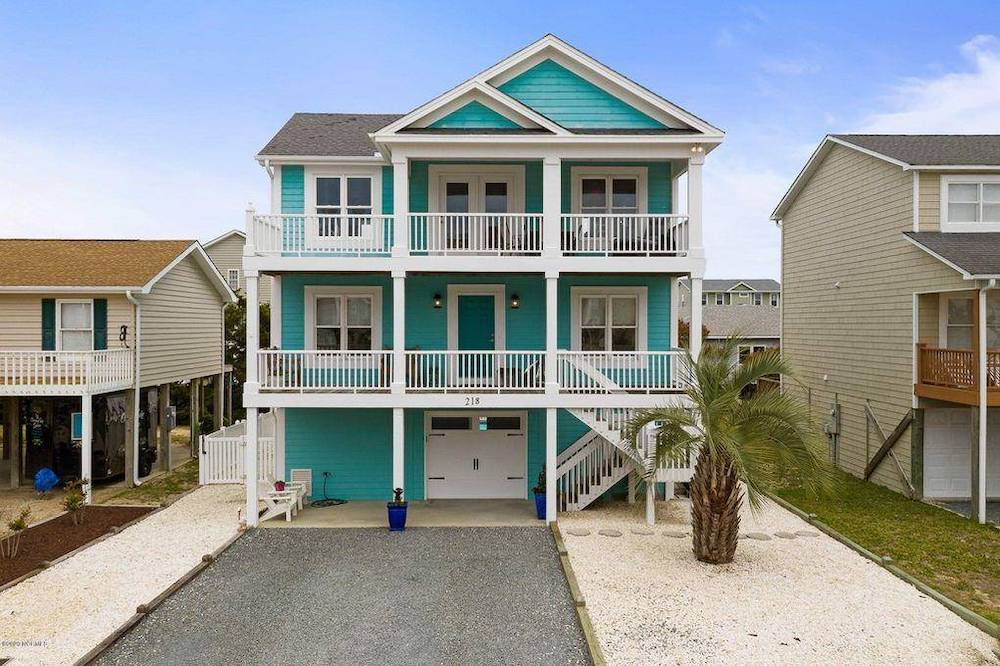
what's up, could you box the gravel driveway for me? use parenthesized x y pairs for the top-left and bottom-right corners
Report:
(95, 527), (589, 665)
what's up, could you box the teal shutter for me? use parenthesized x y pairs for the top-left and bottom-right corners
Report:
(41, 299), (56, 350)
(93, 299), (108, 349)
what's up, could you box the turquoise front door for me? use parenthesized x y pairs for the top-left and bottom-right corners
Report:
(457, 295), (495, 382)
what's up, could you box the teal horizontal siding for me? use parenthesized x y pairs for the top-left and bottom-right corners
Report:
(560, 161), (671, 214)
(429, 101), (520, 129)
(280, 165), (306, 251)
(280, 274), (393, 350)
(498, 59), (665, 129)
(382, 165), (394, 215)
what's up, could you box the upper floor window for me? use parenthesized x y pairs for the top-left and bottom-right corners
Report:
(57, 300), (93, 351)
(570, 167), (647, 215)
(701, 292), (708, 306)
(304, 286), (382, 351)
(942, 176), (1000, 231)
(770, 293), (780, 307)
(315, 176), (373, 238)
(227, 269), (240, 291)
(571, 287), (647, 352)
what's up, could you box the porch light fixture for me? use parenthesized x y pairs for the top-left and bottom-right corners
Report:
(510, 294), (520, 309)
(433, 293), (443, 309)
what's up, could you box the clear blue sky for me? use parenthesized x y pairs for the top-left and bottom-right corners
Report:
(2, 1), (999, 278)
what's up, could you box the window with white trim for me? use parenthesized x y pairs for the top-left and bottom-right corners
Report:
(942, 176), (1000, 231)
(580, 176), (639, 215)
(738, 344), (770, 364)
(770, 293), (780, 307)
(57, 300), (93, 351)
(715, 293), (724, 306)
(305, 287), (382, 351)
(580, 295), (638, 351)
(227, 269), (240, 291)
(315, 176), (373, 238)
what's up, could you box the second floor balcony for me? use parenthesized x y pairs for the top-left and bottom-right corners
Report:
(255, 349), (685, 395)
(0, 349), (134, 396)
(247, 211), (689, 259)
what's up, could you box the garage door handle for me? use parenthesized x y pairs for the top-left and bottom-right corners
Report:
(506, 476), (524, 480)
(505, 433), (524, 437)
(428, 476), (445, 480)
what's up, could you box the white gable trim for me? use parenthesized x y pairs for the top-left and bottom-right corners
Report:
(204, 229), (246, 249)
(374, 81), (569, 138)
(139, 242), (237, 302)
(411, 89), (545, 130)
(727, 282), (756, 292)
(480, 35), (723, 136)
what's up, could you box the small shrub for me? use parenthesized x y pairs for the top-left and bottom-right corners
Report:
(1, 506), (31, 559)
(62, 479), (88, 526)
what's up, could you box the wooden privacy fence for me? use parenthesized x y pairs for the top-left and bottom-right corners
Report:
(199, 413), (277, 484)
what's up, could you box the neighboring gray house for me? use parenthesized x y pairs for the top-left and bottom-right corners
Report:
(204, 230), (271, 304)
(772, 134), (1000, 525)
(679, 278), (781, 362)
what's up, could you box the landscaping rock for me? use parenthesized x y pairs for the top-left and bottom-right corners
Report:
(794, 530), (819, 537)
(630, 528), (655, 535)
(745, 532), (772, 541)
(663, 530), (688, 538)
(598, 529), (622, 537)
(565, 528), (591, 537)
(774, 531), (798, 539)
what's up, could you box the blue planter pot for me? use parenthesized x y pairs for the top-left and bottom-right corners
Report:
(533, 492), (546, 520)
(387, 503), (408, 531)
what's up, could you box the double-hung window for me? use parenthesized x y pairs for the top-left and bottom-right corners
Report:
(57, 300), (93, 351)
(227, 269), (240, 292)
(715, 293), (724, 306)
(305, 286), (382, 352)
(942, 176), (1000, 231)
(314, 176), (374, 239)
(580, 177), (639, 216)
(573, 287), (647, 353)
(770, 293), (780, 307)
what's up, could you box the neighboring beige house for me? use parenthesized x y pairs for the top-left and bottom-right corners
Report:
(679, 278), (780, 363)
(204, 229), (271, 303)
(772, 134), (1000, 524)
(0, 239), (236, 501)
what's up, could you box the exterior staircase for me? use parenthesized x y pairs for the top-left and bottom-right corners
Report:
(555, 407), (696, 512)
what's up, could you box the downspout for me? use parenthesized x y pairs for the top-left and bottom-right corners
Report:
(126, 290), (143, 487)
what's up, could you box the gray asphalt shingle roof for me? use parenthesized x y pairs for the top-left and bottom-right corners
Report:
(681, 278), (781, 292)
(704, 304), (781, 339)
(904, 231), (1000, 277)
(258, 113), (403, 157)
(833, 135), (1000, 166)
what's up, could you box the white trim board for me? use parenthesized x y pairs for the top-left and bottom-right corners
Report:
(939, 174), (1000, 233)
(428, 164), (525, 214)
(569, 286), (648, 351)
(446, 284), (506, 351)
(569, 166), (648, 214)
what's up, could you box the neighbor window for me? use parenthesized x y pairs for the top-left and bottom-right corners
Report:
(715, 293), (724, 306)
(701, 293), (708, 306)
(942, 177), (1000, 230)
(579, 295), (639, 351)
(946, 298), (974, 349)
(738, 344), (769, 364)
(771, 293), (780, 307)
(227, 269), (240, 291)
(58, 301), (93, 351)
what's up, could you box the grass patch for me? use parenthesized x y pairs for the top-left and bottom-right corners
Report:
(776, 469), (1000, 625)
(103, 460), (200, 506)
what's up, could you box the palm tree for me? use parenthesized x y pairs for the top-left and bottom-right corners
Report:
(623, 337), (832, 564)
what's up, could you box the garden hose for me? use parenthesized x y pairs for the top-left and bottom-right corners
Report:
(310, 472), (347, 507)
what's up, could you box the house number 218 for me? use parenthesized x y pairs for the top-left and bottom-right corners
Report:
(464, 396), (481, 406)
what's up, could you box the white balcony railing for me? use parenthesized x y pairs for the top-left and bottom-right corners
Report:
(406, 351), (546, 392)
(249, 214), (394, 256)
(0, 349), (134, 395)
(258, 350), (393, 392)
(409, 214), (543, 255)
(253, 350), (689, 395)
(561, 214), (689, 256)
(557, 351), (685, 394)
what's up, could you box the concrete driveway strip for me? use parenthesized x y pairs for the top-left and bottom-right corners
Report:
(94, 526), (590, 665)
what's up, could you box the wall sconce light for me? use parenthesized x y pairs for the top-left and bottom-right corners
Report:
(510, 293), (520, 309)
(433, 293), (443, 309)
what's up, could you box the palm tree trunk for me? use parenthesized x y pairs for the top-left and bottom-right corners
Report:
(690, 448), (742, 564)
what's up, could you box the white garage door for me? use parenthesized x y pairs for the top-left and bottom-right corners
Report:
(425, 412), (527, 499)
(924, 408), (1000, 499)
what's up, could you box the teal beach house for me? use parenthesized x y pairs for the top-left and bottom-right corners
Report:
(234, 35), (723, 525)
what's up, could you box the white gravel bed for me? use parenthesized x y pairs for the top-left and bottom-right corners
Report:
(0, 485), (243, 666)
(561, 499), (998, 665)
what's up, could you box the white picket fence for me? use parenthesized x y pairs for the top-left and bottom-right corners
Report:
(199, 412), (277, 484)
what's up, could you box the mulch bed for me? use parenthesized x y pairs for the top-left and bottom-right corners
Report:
(0, 506), (152, 586)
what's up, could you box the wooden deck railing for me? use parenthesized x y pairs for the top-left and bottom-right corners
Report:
(915, 344), (1000, 404)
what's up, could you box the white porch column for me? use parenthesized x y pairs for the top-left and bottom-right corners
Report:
(542, 156), (561, 258)
(245, 406), (259, 527)
(670, 276), (679, 349)
(392, 271), (406, 393)
(687, 148), (705, 257)
(245, 272), (260, 389)
(274, 407), (286, 481)
(393, 407), (405, 494)
(81, 392), (93, 503)
(690, 277), (703, 360)
(392, 158), (409, 258)
(545, 272), (559, 394)
(976, 287), (988, 524)
(546, 407), (557, 523)
(270, 274), (282, 348)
